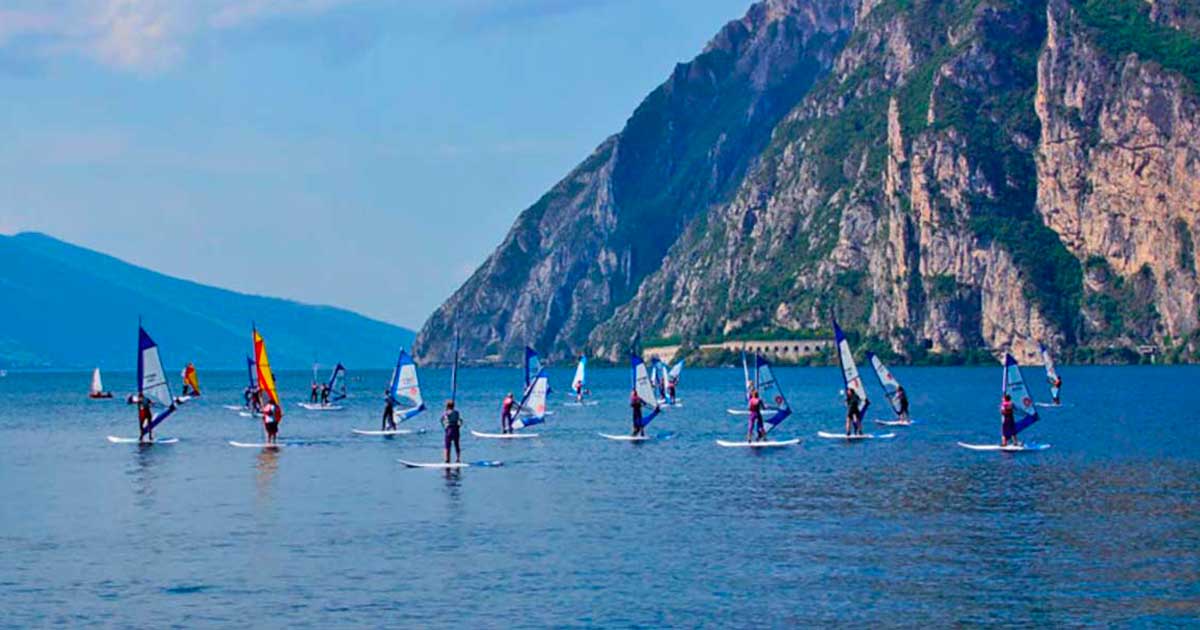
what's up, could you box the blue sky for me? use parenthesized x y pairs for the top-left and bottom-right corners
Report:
(0, 0), (751, 329)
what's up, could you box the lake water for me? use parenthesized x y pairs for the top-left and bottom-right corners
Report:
(1, 365), (1198, 627)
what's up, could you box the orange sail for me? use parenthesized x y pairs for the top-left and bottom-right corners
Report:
(253, 329), (281, 412)
(182, 363), (201, 395)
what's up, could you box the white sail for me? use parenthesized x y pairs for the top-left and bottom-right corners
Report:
(833, 320), (870, 414)
(91, 368), (104, 395)
(138, 329), (173, 409)
(572, 356), (586, 391)
(389, 350), (424, 420)
(512, 372), (549, 430)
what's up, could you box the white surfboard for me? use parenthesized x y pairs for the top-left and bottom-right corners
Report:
(1034, 402), (1065, 408)
(229, 441), (282, 449)
(563, 401), (599, 407)
(352, 428), (423, 436)
(470, 430), (539, 439)
(598, 433), (653, 442)
(957, 442), (1051, 452)
(715, 438), (801, 448)
(222, 404), (246, 411)
(397, 459), (504, 469)
(107, 436), (179, 444)
(298, 402), (344, 411)
(817, 431), (896, 440)
(238, 411), (255, 418)
(874, 419), (916, 426)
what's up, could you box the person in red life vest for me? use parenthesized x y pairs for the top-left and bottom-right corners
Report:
(630, 388), (646, 437)
(500, 392), (515, 434)
(262, 394), (282, 445)
(746, 388), (765, 442)
(1000, 393), (1018, 447)
(136, 396), (153, 442)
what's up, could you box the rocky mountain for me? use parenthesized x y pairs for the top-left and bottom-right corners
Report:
(0, 232), (414, 369)
(417, 0), (1200, 365)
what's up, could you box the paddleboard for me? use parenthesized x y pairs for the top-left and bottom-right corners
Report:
(817, 431), (896, 440)
(107, 436), (179, 444)
(352, 428), (423, 436)
(715, 438), (801, 448)
(229, 441), (282, 449)
(563, 401), (599, 407)
(397, 459), (504, 469)
(726, 408), (781, 415)
(1034, 402), (1065, 408)
(470, 430), (538, 439)
(238, 411), (255, 418)
(874, 419), (916, 426)
(598, 433), (652, 442)
(297, 403), (344, 411)
(222, 404), (246, 411)
(957, 442), (1051, 452)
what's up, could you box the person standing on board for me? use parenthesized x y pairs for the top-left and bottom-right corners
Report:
(310, 382), (319, 403)
(500, 392), (516, 434)
(667, 376), (678, 405)
(574, 379), (584, 403)
(845, 388), (863, 436)
(896, 385), (910, 423)
(320, 384), (330, 405)
(630, 388), (646, 437)
(746, 388), (765, 442)
(262, 395), (281, 445)
(441, 400), (463, 463)
(1052, 375), (1063, 405)
(136, 396), (153, 442)
(1000, 393), (1018, 447)
(381, 390), (397, 431)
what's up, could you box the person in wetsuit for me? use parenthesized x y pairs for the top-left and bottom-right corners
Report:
(896, 385), (910, 423)
(846, 388), (863, 436)
(1000, 393), (1018, 447)
(667, 377), (678, 405)
(310, 382), (319, 403)
(500, 392), (515, 434)
(746, 388), (765, 442)
(441, 400), (463, 463)
(137, 396), (153, 442)
(381, 390), (397, 431)
(630, 388), (646, 437)
(1052, 375), (1062, 405)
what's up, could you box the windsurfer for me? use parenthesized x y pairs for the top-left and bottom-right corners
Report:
(262, 396), (281, 445)
(441, 400), (462, 463)
(1000, 393), (1018, 447)
(500, 392), (515, 434)
(1052, 376), (1062, 405)
(630, 388), (646, 437)
(136, 396), (153, 442)
(382, 391), (397, 431)
(845, 388), (863, 436)
(895, 385), (910, 423)
(746, 388), (765, 442)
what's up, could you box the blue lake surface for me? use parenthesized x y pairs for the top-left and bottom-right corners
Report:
(1, 365), (1198, 627)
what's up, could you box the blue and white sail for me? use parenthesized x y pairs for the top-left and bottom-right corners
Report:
(571, 356), (587, 392)
(1003, 353), (1040, 435)
(138, 326), (177, 431)
(1039, 343), (1060, 401)
(833, 319), (870, 416)
(631, 354), (663, 427)
(524, 346), (543, 388)
(741, 350), (753, 401)
(327, 363), (347, 401)
(450, 331), (460, 404)
(754, 354), (792, 433)
(866, 352), (904, 417)
(388, 350), (425, 421)
(668, 360), (684, 383)
(511, 370), (549, 430)
(246, 355), (257, 390)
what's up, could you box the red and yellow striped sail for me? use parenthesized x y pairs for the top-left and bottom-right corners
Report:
(253, 329), (281, 410)
(183, 363), (201, 395)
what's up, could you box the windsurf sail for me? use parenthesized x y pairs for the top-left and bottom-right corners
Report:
(865, 352), (903, 417)
(668, 360), (684, 382)
(91, 368), (104, 395)
(1039, 343), (1060, 401)
(649, 358), (668, 401)
(741, 350), (752, 401)
(833, 319), (870, 416)
(387, 350), (425, 421)
(1003, 353), (1040, 435)
(524, 346), (543, 388)
(754, 354), (792, 433)
(512, 370), (549, 430)
(631, 354), (663, 427)
(139, 326), (177, 431)
(326, 363), (347, 401)
(571, 355), (587, 392)
(182, 363), (201, 396)
(253, 327), (281, 412)
(245, 356), (256, 389)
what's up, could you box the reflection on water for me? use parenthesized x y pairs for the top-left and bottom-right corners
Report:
(255, 448), (279, 501)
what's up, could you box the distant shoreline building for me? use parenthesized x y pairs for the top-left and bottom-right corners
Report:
(644, 339), (831, 363)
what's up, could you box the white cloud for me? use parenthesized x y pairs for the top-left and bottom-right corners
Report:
(0, 0), (367, 73)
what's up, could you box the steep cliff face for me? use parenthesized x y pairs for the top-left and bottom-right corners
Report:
(415, 0), (859, 363)
(423, 0), (1200, 364)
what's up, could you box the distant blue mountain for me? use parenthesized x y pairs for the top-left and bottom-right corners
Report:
(0, 232), (414, 370)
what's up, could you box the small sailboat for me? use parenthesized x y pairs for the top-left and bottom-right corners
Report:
(299, 362), (347, 411)
(353, 350), (426, 436)
(717, 354), (799, 447)
(866, 352), (913, 426)
(88, 367), (113, 399)
(600, 354), (666, 441)
(107, 325), (186, 444)
(1037, 343), (1063, 406)
(818, 320), (894, 441)
(473, 369), (548, 439)
(179, 362), (201, 400)
(565, 355), (596, 405)
(959, 354), (1049, 452)
(230, 327), (284, 448)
